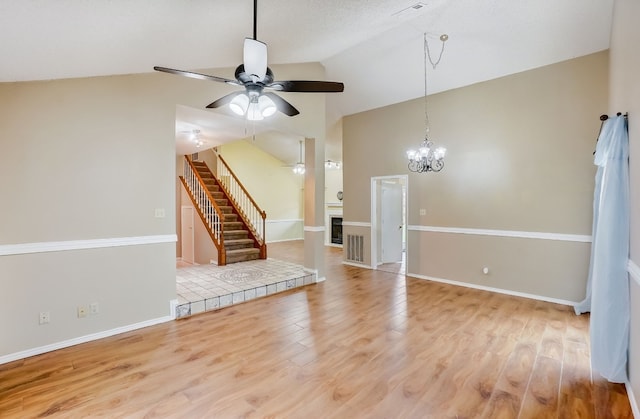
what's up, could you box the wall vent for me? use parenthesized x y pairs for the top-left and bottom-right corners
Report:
(346, 234), (364, 263)
(391, 2), (428, 19)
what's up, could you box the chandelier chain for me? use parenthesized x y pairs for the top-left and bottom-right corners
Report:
(406, 32), (448, 174)
(425, 34), (447, 70)
(423, 33), (430, 139)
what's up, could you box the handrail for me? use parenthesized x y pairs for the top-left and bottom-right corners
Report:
(181, 157), (226, 265)
(214, 151), (267, 257)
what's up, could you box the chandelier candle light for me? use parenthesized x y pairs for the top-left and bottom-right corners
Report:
(406, 33), (448, 173)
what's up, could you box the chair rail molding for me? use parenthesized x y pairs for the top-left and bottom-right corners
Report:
(0, 234), (177, 256)
(408, 225), (591, 243)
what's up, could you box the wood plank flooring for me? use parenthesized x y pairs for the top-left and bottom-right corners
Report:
(0, 241), (633, 418)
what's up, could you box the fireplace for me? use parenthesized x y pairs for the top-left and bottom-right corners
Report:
(331, 217), (343, 245)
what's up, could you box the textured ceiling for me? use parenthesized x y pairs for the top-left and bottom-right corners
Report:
(0, 0), (614, 163)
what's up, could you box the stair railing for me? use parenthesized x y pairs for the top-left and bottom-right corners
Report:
(214, 151), (267, 258)
(180, 156), (226, 265)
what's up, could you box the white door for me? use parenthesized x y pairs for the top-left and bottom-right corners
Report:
(181, 206), (195, 264)
(381, 182), (403, 263)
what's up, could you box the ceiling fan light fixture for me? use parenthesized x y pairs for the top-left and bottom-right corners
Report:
(258, 95), (277, 117)
(153, 0), (343, 120)
(246, 98), (264, 121)
(229, 93), (249, 115)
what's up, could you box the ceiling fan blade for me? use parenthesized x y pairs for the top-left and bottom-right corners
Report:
(154, 66), (240, 86)
(263, 92), (299, 116)
(243, 38), (267, 82)
(267, 80), (344, 93)
(206, 91), (244, 109)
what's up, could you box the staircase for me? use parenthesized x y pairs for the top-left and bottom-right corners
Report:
(181, 157), (266, 265)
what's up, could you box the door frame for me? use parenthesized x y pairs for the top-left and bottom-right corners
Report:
(370, 175), (408, 271)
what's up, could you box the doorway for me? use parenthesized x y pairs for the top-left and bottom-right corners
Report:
(371, 175), (407, 275)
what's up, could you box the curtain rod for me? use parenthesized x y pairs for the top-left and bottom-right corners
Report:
(600, 112), (628, 121)
(594, 112), (628, 155)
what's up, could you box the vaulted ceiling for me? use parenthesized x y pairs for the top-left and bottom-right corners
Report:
(0, 0), (613, 163)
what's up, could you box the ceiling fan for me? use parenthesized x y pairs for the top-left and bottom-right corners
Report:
(154, 0), (344, 120)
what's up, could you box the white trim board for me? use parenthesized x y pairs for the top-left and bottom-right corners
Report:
(342, 221), (371, 228)
(409, 226), (591, 243)
(303, 226), (325, 232)
(0, 299), (178, 365)
(0, 234), (178, 256)
(407, 272), (578, 307)
(628, 259), (640, 287)
(342, 260), (371, 269)
(266, 218), (303, 224)
(266, 238), (304, 244)
(626, 381), (640, 419)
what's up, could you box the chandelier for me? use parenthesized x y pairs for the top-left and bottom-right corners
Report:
(292, 140), (305, 175)
(190, 129), (204, 148)
(324, 160), (341, 170)
(406, 33), (448, 173)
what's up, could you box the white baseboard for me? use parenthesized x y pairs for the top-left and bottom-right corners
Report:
(266, 238), (304, 244)
(342, 261), (371, 269)
(0, 299), (178, 365)
(626, 381), (640, 419)
(407, 272), (578, 306)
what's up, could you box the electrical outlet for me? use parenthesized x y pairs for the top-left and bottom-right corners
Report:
(419, 208), (426, 216)
(39, 311), (50, 325)
(77, 306), (87, 318)
(155, 208), (165, 218)
(90, 302), (99, 315)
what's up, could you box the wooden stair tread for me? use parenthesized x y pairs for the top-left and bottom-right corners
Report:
(185, 159), (266, 265)
(225, 238), (254, 245)
(226, 247), (260, 255)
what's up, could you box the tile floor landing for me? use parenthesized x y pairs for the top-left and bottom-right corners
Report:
(176, 258), (316, 318)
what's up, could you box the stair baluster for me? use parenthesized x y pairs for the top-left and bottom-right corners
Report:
(214, 151), (267, 259)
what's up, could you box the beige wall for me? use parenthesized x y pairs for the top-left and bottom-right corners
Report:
(0, 73), (179, 357)
(610, 0), (640, 409)
(324, 168), (343, 206)
(218, 138), (304, 243)
(0, 62), (327, 359)
(343, 51), (608, 302)
(218, 139), (304, 221)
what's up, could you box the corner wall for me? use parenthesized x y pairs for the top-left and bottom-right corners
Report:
(610, 0), (640, 412)
(343, 51), (608, 302)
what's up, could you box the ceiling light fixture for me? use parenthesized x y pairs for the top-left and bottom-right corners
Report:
(292, 140), (305, 175)
(229, 91), (277, 121)
(324, 160), (341, 170)
(406, 33), (448, 173)
(190, 129), (204, 148)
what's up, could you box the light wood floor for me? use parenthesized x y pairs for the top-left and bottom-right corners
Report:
(0, 241), (633, 418)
